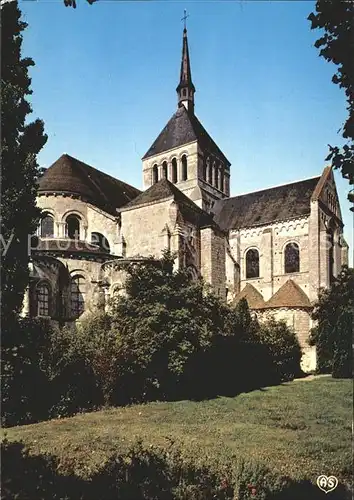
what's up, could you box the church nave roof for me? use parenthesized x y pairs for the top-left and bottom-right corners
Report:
(212, 176), (321, 230)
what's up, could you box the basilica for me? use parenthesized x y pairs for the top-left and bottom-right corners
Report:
(24, 26), (348, 372)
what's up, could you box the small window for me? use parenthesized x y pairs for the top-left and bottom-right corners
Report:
(152, 164), (158, 184)
(181, 155), (188, 181)
(183, 88), (187, 97)
(172, 158), (178, 183)
(284, 242), (300, 274)
(40, 213), (54, 238)
(162, 161), (168, 179)
(91, 232), (110, 253)
(66, 214), (80, 240)
(71, 275), (86, 318)
(37, 282), (50, 316)
(246, 249), (260, 279)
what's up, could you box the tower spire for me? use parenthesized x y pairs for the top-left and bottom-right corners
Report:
(176, 10), (195, 114)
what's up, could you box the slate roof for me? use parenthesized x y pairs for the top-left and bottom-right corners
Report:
(232, 283), (266, 309)
(264, 280), (312, 309)
(38, 154), (141, 216)
(212, 176), (321, 230)
(142, 106), (230, 165)
(122, 178), (215, 228)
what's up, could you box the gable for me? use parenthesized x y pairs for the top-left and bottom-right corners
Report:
(312, 167), (343, 222)
(121, 178), (216, 228)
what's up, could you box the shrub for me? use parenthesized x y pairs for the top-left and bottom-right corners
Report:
(1, 317), (53, 426)
(256, 318), (303, 382)
(108, 252), (229, 403)
(309, 266), (354, 378)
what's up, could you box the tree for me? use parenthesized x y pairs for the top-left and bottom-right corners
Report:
(63, 0), (96, 8)
(309, 266), (353, 378)
(108, 252), (229, 401)
(308, 1), (354, 195)
(1, 0), (47, 326)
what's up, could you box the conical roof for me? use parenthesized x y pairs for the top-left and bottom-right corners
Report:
(232, 283), (266, 310)
(265, 280), (312, 309)
(38, 154), (141, 215)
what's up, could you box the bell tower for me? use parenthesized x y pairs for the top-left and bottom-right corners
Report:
(142, 14), (231, 212)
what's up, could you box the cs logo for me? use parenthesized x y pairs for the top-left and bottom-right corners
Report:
(316, 475), (338, 493)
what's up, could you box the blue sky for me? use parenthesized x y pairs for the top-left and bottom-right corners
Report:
(21, 0), (352, 261)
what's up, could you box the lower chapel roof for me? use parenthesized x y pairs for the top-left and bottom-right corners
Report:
(234, 280), (312, 310)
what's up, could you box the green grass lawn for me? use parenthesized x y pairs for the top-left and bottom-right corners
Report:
(4, 376), (352, 485)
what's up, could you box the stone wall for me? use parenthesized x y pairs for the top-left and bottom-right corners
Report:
(121, 199), (177, 259)
(229, 216), (311, 302)
(200, 227), (226, 299)
(37, 195), (120, 255)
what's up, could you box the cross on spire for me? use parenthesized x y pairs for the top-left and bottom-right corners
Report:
(181, 9), (189, 30)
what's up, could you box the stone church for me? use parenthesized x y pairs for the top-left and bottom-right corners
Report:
(24, 26), (348, 372)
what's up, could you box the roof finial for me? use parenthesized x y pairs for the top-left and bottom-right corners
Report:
(181, 9), (189, 31)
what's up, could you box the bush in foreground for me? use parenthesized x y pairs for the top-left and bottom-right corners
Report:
(1, 439), (350, 500)
(2, 253), (304, 426)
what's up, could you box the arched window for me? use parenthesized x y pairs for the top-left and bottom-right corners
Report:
(284, 242), (300, 274)
(91, 232), (110, 253)
(202, 159), (207, 181)
(66, 214), (80, 240)
(171, 158), (178, 183)
(181, 155), (188, 181)
(36, 282), (50, 316)
(71, 275), (86, 318)
(152, 164), (158, 184)
(40, 213), (54, 238)
(208, 158), (213, 184)
(220, 169), (225, 192)
(162, 161), (168, 179)
(245, 249), (260, 279)
(214, 164), (219, 188)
